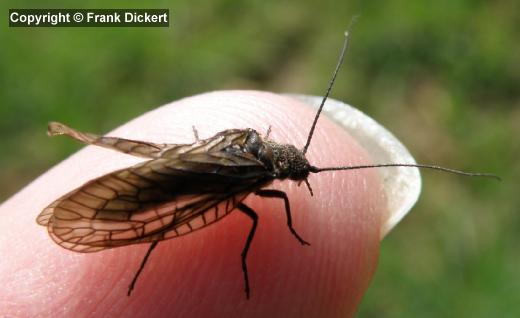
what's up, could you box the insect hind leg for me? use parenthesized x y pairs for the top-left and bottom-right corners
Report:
(255, 189), (310, 246)
(264, 125), (272, 139)
(192, 125), (200, 142)
(128, 240), (159, 296)
(237, 203), (258, 299)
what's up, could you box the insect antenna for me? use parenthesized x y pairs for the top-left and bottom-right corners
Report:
(301, 19), (500, 182)
(309, 163), (501, 181)
(302, 17), (358, 155)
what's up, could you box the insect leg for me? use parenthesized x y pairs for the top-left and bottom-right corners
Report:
(192, 125), (200, 142)
(255, 189), (310, 246)
(264, 125), (272, 139)
(128, 240), (159, 296)
(237, 202), (258, 299)
(48, 122), (168, 159)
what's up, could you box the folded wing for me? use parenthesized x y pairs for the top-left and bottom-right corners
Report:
(38, 142), (271, 252)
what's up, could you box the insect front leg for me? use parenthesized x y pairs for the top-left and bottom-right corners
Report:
(255, 189), (310, 246)
(237, 202), (258, 299)
(128, 240), (159, 296)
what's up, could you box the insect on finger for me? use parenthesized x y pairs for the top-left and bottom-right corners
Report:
(38, 18), (499, 298)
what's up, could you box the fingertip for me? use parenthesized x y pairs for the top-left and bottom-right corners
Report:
(108, 91), (387, 315)
(1, 91), (386, 317)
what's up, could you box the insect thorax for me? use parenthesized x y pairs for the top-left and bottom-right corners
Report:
(237, 129), (309, 180)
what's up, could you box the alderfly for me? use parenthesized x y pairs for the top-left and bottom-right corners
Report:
(37, 21), (500, 298)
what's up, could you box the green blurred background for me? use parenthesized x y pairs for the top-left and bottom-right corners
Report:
(1, 0), (517, 316)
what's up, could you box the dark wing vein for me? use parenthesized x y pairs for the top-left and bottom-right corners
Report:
(37, 130), (272, 252)
(49, 122), (253, 160)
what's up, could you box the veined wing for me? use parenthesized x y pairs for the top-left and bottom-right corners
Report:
(37, 150), (272, 253)
(44, 190), (253, 253)
(48, 122), (255, 159)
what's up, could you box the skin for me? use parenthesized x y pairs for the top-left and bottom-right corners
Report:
(0, 91), (386, 317)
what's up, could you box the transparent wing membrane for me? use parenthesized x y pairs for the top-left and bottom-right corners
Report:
(39, 124), (271, 252)
(47, 122), (257, 159)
